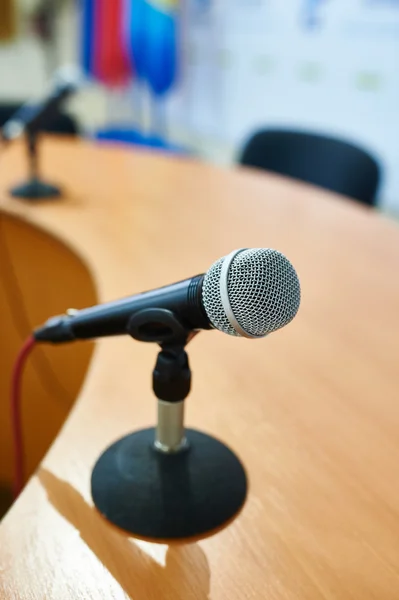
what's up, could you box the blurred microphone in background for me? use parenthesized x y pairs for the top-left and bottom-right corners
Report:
(1, 65), (84, 144)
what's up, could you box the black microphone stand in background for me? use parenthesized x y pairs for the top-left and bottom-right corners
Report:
(4, 65), (81, 200)
(91, 308), (248, 541)
(10, 129), (61, 200)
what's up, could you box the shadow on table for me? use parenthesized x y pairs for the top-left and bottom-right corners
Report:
(38, 469), (211, 600)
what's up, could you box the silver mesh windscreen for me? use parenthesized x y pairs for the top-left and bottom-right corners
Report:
(202, 248), (300, 337)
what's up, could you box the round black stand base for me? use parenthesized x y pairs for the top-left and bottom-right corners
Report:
(91, 428), (247, 541)
(11, 178), (61, 200)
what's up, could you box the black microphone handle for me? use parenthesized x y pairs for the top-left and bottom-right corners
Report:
(2, 83), (77, 142)
(34, 275), (210, 344)
(26, 85), (74, 134)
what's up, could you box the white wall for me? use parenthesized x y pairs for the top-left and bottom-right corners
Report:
(165, 0), (399, 212)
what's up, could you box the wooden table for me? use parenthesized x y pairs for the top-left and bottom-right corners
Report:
(1, 138), (399, 599)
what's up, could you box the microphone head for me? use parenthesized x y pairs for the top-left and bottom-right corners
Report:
(202, 248), (301, 338)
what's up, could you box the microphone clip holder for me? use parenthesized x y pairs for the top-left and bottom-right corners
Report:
(10, 129), (61, 200)
(152, 345), (191, 454)
(128, 308), (194, 455)
(91, 309), (247, 541)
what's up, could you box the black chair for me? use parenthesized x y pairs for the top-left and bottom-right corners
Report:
(0, 101), (80, 136)
(239, 129), (380, 206)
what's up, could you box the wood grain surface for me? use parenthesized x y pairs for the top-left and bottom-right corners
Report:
(1, 138), (399, 599)
(0, 212), (96, 491)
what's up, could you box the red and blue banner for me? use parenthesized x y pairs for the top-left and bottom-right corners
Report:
(81, 0), (179, 94)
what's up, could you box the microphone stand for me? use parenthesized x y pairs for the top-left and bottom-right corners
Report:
(153, 345), (191, 454)
(91, 309), (247, 541)
(10, 129), (61, 200)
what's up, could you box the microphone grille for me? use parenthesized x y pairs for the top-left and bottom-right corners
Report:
(202, 248), (301, 338)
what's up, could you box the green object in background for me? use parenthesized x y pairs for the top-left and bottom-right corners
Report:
(356, 71), (382, 92)
(253, 54), (276, 75)
(217, 49), (233, 69)
(298, 61), (323, 82)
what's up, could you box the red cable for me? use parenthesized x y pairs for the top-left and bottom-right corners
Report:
(11, 335), (36, 499)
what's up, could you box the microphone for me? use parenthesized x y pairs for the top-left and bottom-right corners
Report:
(1, 65), (83, 142)
(34, 248), (301, 344)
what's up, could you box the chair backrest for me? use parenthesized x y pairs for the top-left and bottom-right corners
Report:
(0, 102), (80, 136)
(239, 129), (380, 206)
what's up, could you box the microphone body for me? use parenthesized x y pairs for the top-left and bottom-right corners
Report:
(34, 275), (209, 343)
(34, 248), (301, 344)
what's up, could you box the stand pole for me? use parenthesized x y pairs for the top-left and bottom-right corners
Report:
(10, 130), (62, 200)
(155, 400), (187, 453)
(28, 131), (39, 181)
(152, 345), (190, 453)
